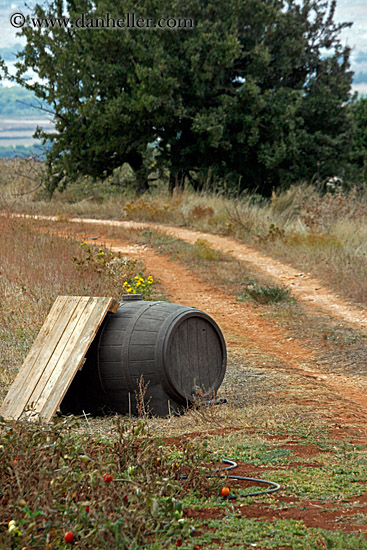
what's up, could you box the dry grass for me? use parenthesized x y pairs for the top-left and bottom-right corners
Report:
(2, 158), (367, 305)
(0, 215), (154, 402)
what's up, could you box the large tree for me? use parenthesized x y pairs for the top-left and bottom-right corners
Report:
(347, 97), (367, 182)
(154, 0), (354, 194)
(3, 0), (175, 193)
(1, 0), (354, 195)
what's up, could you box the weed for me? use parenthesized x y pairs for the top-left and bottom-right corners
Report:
(123, 198), (178, 223)
(122, 275), (154, 299)
(73, 242), (156, 299)
(135, 375), (152, 418)
(0, 416), (217, 549)
(241, 282), (292, 304)
(258, 223), (286, 242)
(193, 238), (220, 261)
(188, 205), (214, 221)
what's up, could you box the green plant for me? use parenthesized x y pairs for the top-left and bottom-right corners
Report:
(193, 239), (219, 261)
(122, 275), (154, 298)
(73, 242), (155, 298)
(241, 282), (292, 304)
(0, 416), (211, 549)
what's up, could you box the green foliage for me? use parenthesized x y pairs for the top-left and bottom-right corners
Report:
(348, 97), (367, 181)
(193, 239), (219, 261)
(0, 0), (354, 195)
(0, 417), (199, 549)
(241, 282), (293, 304)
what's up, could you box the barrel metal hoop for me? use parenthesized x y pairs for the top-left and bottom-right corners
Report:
(122, 301), (159, 393)
(96, 316), (108, 394)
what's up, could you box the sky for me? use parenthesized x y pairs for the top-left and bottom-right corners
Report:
(334, 0), (367, 94)
(0, 0), (366, 93)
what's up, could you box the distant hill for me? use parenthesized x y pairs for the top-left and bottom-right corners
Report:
(0, 43), (22, 61)
(0, 86), (47, 116)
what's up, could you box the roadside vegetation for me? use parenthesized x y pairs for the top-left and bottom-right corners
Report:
(1, 160), (367, 307)
(2, 213), (367, 547)
(2, 0), (367, 546)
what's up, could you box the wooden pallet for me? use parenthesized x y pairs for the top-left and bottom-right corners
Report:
(0, 296), (119, 422)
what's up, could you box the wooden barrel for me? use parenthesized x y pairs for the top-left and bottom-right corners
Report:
(60, 297), (226, 417)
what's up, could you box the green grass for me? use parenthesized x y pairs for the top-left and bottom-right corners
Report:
(240, 282), (293, 304)
(189, 516), (367, 549)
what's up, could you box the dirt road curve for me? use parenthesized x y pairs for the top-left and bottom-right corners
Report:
(19, 213), (367, 330)
(16, 211), (367, 422)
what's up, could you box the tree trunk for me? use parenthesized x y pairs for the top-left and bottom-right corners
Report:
(169, 169), (186, 195)
(127, 151), (149, 194)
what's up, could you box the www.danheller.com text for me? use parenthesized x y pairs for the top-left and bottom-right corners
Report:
(9, 12), (195, 30)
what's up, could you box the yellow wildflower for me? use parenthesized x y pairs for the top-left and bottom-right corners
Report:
(123, 282), (128, 287)
(127, 287), (132, 293)
(80, 242), (87, 246)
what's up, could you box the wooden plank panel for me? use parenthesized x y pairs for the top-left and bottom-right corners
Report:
(1, 296), (117, 422)
(0, 296), (75, 419)
(37, 297), (114, 422)
(8, 296), (82, 420)
(23, 296), (91, 413)
(108, 300), (119, 313)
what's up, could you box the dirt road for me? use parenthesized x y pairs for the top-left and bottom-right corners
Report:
(7, 211), (367, 539)
(18, 213), (367, 329)
(22, 212), (367, 426)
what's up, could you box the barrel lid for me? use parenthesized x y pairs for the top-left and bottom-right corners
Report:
(121, 294), (143, 302)
(161, 310), (226, 402)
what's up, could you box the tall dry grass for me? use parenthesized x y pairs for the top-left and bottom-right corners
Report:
(1, 158), (367, 305)
(0, 215), (150, 401)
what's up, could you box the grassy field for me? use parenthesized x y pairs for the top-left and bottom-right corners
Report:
(1, 158), (367, 307)
(2, 164), (367, 548)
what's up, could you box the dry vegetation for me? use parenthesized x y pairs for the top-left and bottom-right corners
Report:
(0, 216), (156, 403)
(3, 161), (367, 548)
(1, 159), (367, 306)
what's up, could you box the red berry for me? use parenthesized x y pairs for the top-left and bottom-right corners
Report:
(103, 474), (113, 483)
(221, 487), (230, 497)
(84, 506), (90, 513)
(64, 531), (74, 544)
(176, 540), (183, 547)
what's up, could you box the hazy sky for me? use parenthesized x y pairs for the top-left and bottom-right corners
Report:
(334, 0), (367, 93)
(0, 0), (367, 93)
